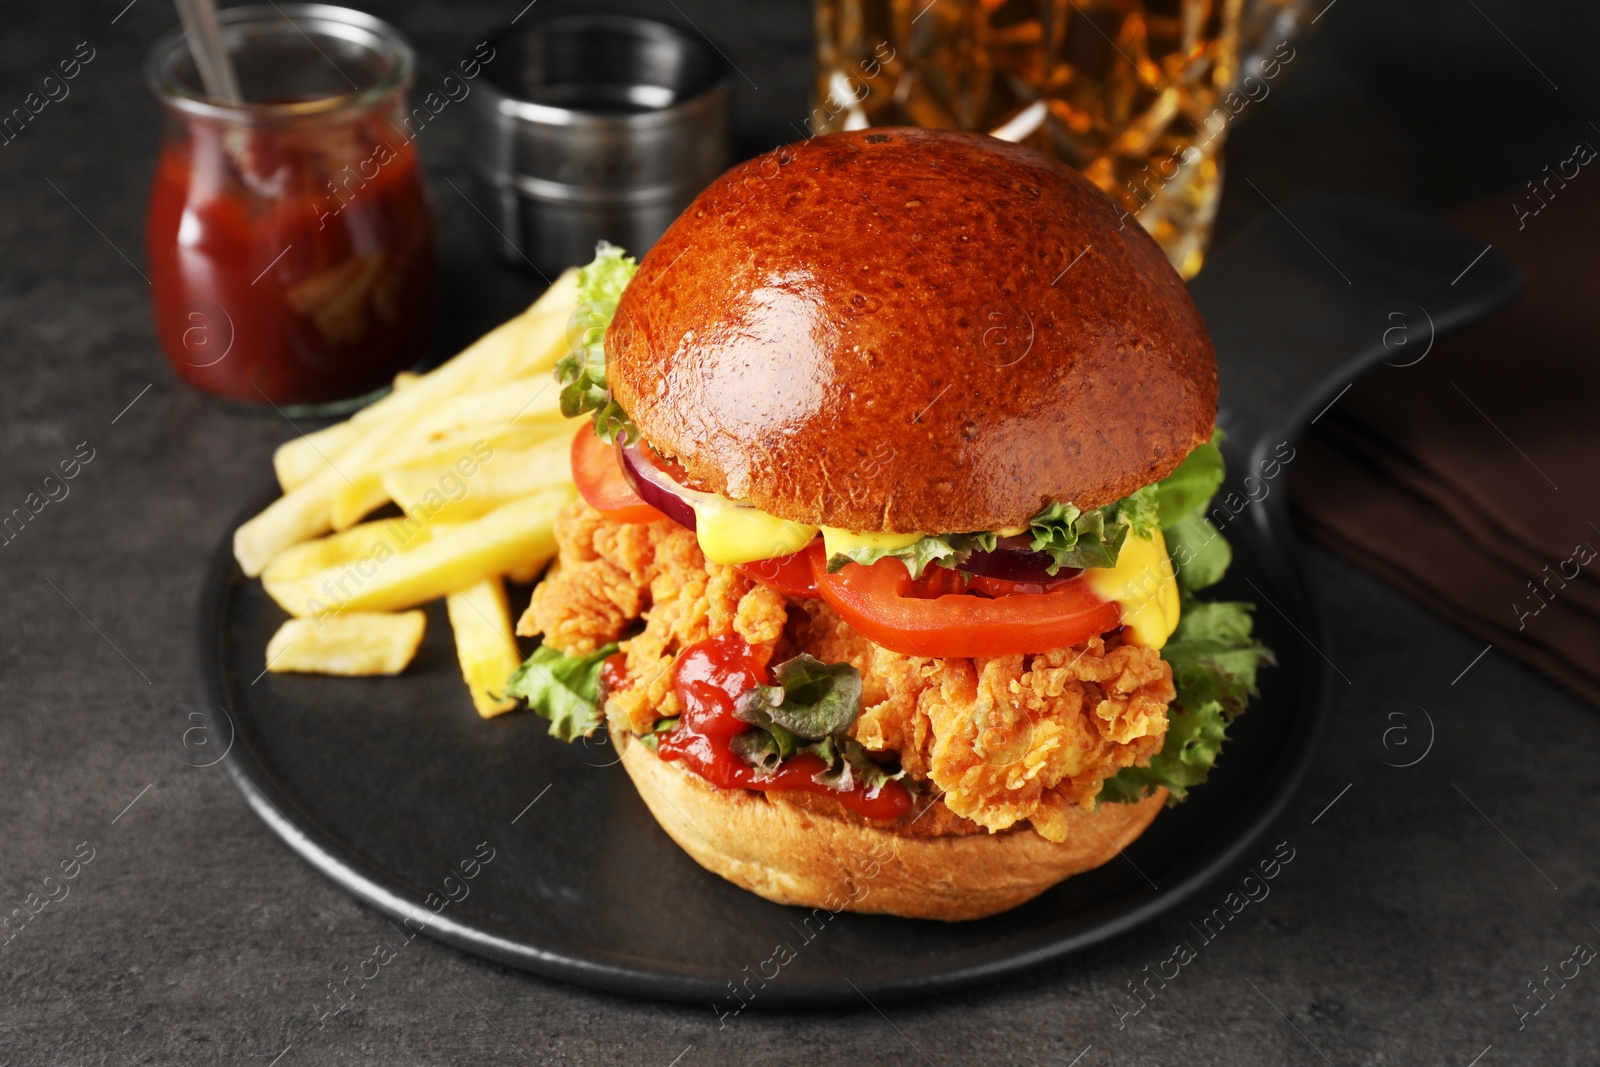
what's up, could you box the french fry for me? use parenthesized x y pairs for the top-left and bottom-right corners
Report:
(381, 433), (575, 525)
(260, 515), (458, 592)
(321, 395), (566, 531)
(263, 485), (573, 618)
(265, 612), (427, 676)
(328, 475), (393, 532)
(349, 421), (551, 483)
(268, 341), (553, 495)
(237, 271), (582, 572)
(263, 517), (407, 585)
(273, 420), (363, 493)
(397, 376), (566, 443)
(446, 577), (521, 717)
(237, 408), (428, 575)
(235, 467), (346, 578)
(504, 558), (549, 585)
(346, 268), (578, 431)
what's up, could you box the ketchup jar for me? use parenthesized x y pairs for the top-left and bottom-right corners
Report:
(145, 5), (437, 411)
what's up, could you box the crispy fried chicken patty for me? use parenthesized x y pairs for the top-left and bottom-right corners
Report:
(517, 499), (1174, 841)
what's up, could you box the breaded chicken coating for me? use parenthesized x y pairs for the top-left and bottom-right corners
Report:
(518, 499), (787, 733)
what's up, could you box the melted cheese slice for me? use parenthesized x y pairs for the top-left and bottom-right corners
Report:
(1084, 527), (1181, 649)
(692, 496), (819, 565)
(820, 526), (924, 558)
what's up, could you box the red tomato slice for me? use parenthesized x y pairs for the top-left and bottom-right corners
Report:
(570, 422), (665, 524)
(735, 548), (820, 598)
(807, 542), (1121, 658)
(964, 572), (1082, 598)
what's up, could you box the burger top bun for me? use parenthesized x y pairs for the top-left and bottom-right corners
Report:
(606, 128), (1217, 534)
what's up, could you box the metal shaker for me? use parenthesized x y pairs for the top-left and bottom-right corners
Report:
(469, 13), (732, 275)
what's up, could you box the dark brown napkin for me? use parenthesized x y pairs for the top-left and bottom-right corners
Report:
(1289, 179), (1600, 706)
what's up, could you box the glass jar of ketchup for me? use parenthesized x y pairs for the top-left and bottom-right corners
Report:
(145, 5), (437, 412)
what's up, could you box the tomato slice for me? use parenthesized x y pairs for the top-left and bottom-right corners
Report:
(964, 572), (1082, 598)
(570, 422), (665, 524)
(735, 547), (820, 598)
(808, 542), (1121, 658)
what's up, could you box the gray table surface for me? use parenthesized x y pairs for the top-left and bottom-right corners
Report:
(3, 1), (1597, 1064)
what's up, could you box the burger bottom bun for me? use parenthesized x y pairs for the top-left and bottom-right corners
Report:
(611, 720), (1167, 922)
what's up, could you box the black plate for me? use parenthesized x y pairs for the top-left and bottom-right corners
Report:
(199, 195), (1519, 1006)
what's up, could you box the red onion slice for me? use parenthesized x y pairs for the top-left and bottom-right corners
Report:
(616, 440), (701, 531)
(960, 535), (1081, 583)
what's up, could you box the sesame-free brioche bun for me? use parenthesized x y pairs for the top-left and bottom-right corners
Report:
(605, 127), (1217, 534)
(612, 719), (1166, 922)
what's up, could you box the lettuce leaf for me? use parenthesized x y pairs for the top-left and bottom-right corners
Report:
(1027, 485), (1157, 573)
(1097, 700), (1230, 804)
(1096, 428), (1276, 807)
(822, 460), (1170, 581)
(553, 243), (639, 443)
(734, 654), (862, 740)
(1150, 429), (1225, 528)
(809, 734), (904, 793)
(1161, 601), (1275, 717)
(637, 715), (680, 752)
(720, 652), (903, 792)
(1166, 512), (1231, 591)
(503, 642), (617, 741)
(822, 484), (1161, 580)
(728, 724), (797, 772)
(825, 532), (995, 579)
(730, 730), (903, 791)
(1099, 595), (1274, 805)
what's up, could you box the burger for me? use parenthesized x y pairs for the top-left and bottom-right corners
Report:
(503, 128), (1272, 921)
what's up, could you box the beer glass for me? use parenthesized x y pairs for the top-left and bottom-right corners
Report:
(812, 0), (1306, 278)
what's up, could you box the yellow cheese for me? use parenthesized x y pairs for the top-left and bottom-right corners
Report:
(692, 496), (819, 565)
(1084, 527), (1181, 649)
(820, 526), (925, 558)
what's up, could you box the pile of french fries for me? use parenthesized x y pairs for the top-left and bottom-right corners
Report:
(234, 269), (585, 716)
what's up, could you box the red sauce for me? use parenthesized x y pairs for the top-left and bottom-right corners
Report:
(146, 110), (437, 406)
(600, 652), (630, 695)
(655, 634), (912, 820)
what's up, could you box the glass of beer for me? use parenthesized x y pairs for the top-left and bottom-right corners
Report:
(812, 0), (1305, 278)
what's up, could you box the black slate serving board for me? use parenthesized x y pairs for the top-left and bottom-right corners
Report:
(199, 193), (1518, 1006)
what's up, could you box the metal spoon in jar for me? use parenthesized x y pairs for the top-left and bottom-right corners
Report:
(172, 0), (241, 102)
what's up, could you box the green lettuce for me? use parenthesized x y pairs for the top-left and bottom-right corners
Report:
(824, 481), (1164, 581)
(553, 243), (639, 443)
(1149, 429), (1225, 528)
(1097, 700), (1230, 805)
(1099, 594), (1274, 805)
(1098, 429), (1274, 807)
(729, 723), (798, 770)
(1027, 485), (1159, 573)
(502, 643), (617, 741)
(825, 532), (995, 579)
(725, 653), (904, 792)
(638, 715), (680, 752)
(728, 730), (902, 792)
(734, 654), (863, 740)
(1160, 601), (1274, 717)
(830, 478), (1168, 581)
(1165, 512), (1231, 591)
(809, 734), (904, 793)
